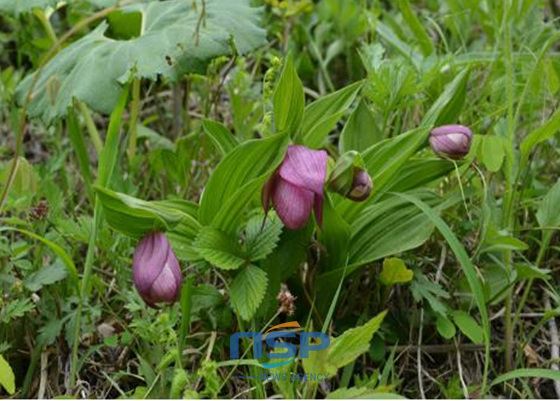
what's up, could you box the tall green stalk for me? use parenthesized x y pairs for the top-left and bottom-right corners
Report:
(70, 84), (130, 388)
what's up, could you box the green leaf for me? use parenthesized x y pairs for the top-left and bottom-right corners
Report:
(379, 257), (413, 286)
(411, 272), (450, 316)
(436, 315), (456, 339)
(318, 196), (351, 271)
(18, 0), (267, 122)
(0, 355), (15, 395)
(0, 0), (57, 15)
(303, 311), (387, 376)
(202, 119), (239, 156)
(244, 213), (283, 262)
(395, 0), (434, 56)
(0, 157), (37, 207)
(479, 135), (504, 172)
(386, 158), (456, 194)
(24, 259), (68, 292)
(348, 193), (439, 267)
(537, 179), (560, 229)
(38, 319), (64, 347)
(451, 311), (483, 344)
(301, 81), (363, 148)
(199, 133), (288, 233)
(422, 69), (470, 127)
(230, 265), (268, 321)
(339, 99), (381, 153)
(520, 105), (560, 161)
(95, 186), (187, 238)
(490, 369), (560, 388)
(0, 227), (79, 290)
(0, 299), (34, 324)
(327, 388), (404, 399)
(273, 54), (305, 136)
(194, 226), (245, 270)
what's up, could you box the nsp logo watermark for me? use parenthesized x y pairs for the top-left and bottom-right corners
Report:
(230, 321), (330, 369)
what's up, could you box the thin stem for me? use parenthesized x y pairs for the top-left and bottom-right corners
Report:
(127, 78), (141, 162)
(33, 9), (58, 46)
(77, 100), (103, 155)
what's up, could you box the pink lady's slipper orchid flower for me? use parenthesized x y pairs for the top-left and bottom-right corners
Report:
(262, 145), (328, 230)
(133, 232), (182, 307)
(429, 124), (473, 160)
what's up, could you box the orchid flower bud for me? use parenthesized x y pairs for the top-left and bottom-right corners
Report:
(133, 232), (182, 308)
(347, 170), (373, 202)
(262, 145), (328, 230)
(429, 124), (473, 160)
(328, 151), (373, 202)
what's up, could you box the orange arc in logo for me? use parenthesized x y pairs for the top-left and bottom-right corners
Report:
(264, 321), (301, 334)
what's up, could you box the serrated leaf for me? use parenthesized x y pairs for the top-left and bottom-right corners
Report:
(18, 0), (267, 122)
(38, 319), (64, 347)
(379, 257), (413, 286)
(301, 81), (363, 148)
(410, 272), (450, 316)
(452, 311), (483, 344)
(244, 213), (283, 262)
(436, 314), (456, 339)
(273, 54), (305, 136)
(0, 355), (15, 395)
(0, 299), (34, 323)
(194, 226), (245, 270)
(304, 311), (387, 376)
(24, 259), (68, 292)
(230, 265), (268, 321)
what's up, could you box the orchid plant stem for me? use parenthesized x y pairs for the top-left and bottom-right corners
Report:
(70, 85), (130, 388)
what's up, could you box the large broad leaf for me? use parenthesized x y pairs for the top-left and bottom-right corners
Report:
(301, 81), (363, 149)
(339, 99), (381, 153)
(0, 0), (57, 15)
(230, 265), (268, 321)
(18, 0), (267, 122)
(199, 133), (288, 233)
(273, 53), (305, 137)
(95, 186), (191, 238)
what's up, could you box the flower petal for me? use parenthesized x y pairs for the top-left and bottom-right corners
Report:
(261, 172), (279, 215)
(133, 232), (170, 295)
(273, 178), (314, 230)
(313, 192), (324, 228)
(149, 263), (180, 304)
(278, 145), (328, 196)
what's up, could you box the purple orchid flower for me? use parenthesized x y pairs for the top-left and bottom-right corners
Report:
(429, 124), (473, 160)
(132, 232), (182, 307)
(262, 145), (328, 230)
